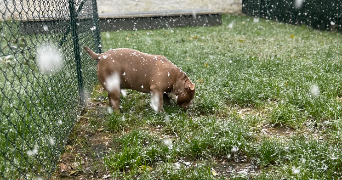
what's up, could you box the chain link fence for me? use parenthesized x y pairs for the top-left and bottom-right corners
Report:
(242, 0), (342, 31)
(0, 0), (102, 179)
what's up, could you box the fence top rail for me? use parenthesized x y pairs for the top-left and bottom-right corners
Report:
(1, 10), (223, 22)
(99, 9), (224, 19)
(0, 0), (91, 21)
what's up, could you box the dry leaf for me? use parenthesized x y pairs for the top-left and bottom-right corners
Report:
(97, 128), (105, 132)
(59, 163), (67, 172)
(190, 36), (198, 40)
(139, 165), (153, 173)
(211, 168), (218, 176)
(196, 78), (204, 84)
(70, 171), (77, 175)
(65, 145), (73, 151)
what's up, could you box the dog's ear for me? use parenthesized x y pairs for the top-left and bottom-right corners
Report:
(190, 83), (195, 90)
(185, 80), (195, 90)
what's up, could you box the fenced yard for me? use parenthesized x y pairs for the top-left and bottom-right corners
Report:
(0, 0), (101, 179)
(58, 14), (342, 179)
(1, 0), (342, 179)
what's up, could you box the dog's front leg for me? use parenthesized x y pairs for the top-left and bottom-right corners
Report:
(150, 88), (163, 112)
(108, 90), (120, 112)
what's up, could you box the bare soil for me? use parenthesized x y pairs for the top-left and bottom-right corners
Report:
(55, 99), (113, 179)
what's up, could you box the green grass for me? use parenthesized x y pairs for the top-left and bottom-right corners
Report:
(67, 14), (342, 179)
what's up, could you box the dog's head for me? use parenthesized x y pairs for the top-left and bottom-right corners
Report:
(175, 78), (195, 109)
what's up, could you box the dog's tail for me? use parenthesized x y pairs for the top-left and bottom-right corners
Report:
(83, 47), (100, 61)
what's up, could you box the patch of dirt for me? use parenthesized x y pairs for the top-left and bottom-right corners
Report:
(255, 123), (326, 142)
(213, 160), (259, 178)
(55, 99), (113, 179)
(232, 103), (327, 142)
(237, 107), (264, 119)
(257, 124), (295, 138)
(173, 157), (259, 178)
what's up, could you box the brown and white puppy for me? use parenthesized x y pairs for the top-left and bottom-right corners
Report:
(83, 47), (195, 112)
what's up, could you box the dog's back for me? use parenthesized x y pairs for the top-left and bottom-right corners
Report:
(92, 48), (179, 93)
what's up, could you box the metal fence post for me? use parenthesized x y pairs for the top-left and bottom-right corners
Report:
(92, 0), (102, 54)
(69, 0), (85, 106)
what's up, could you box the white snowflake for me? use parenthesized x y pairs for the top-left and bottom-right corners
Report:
(292, 166), (300, 174)
(151, 92), (160, 112)
(310, 84), (320, 97)
(105, 72), (120, 93)
(36, 42), (63, 74)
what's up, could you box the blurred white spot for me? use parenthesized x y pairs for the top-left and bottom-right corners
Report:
(103, 174), (111, 179)
(231, 146), (239, 153)
(103, 55), (107, 59)
(36, 42), (63, 74)
(106, 32), (110, 38)
(331, 21), (336, 26)
(43, 25), (48, 31)
(151, 92), (160, 112)
(107, 107), (113, 114)
(141, 85), (144, 89)
(168, 72), (170, 77)
(192, 9), (197, 19)
(27, 144), (38, 156)
(163, 138), (173, 149)
(184, 161), (191, 166)
(105, 72), (120, 93)
(5, 55), (13, 60)
(292, 166), (300, 174)
(237, 169), (248, 176)
(310, 84), (320, 97)
(331, 153), (338, 160)
(294, 0), (304, 9)
(121, 89), (127, 97)
(228, 21), (235, 29)
(49, 137), (55, 146)
(90, 26), (96, 31)
(253, 18), (259, 23)
(35, 177), (43, 180)
(58, 120), (63, 125)
(174, 162), (181, 169)
(164, 114), (170, 123)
